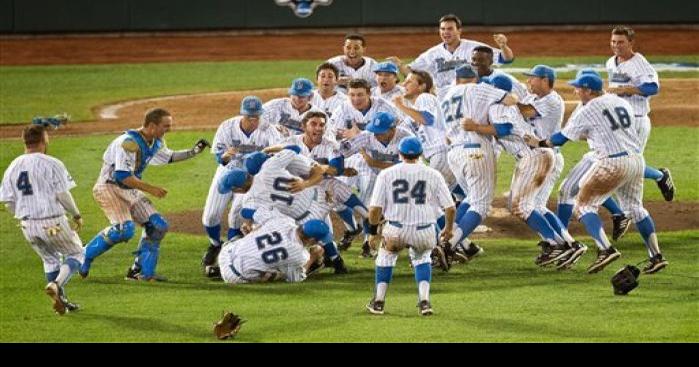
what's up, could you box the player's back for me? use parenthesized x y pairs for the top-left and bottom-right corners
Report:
(371, 162), (452, 225)
(571, 94), (642, 156)
(440, 83), (468, 130)
(449, 83), (508, 145)
(0, 153), (73, 220)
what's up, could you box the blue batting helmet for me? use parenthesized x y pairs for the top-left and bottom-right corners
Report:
(244, 151), (269, 176)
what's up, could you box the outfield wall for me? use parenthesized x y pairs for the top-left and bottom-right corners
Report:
(1, 0), (698, 34)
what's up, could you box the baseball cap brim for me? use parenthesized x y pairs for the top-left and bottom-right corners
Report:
(366, 123), (390, 134)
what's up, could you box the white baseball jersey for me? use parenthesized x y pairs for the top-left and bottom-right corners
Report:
(218, 213), (309, 283)
(211, 116), (282, 168)
(1, 153), (76, 220)
(396, 93), (448, 158)
(371, 85), (405, 102)
(562, 94), (642, 158)
(488, 70), (528, 100)
(606, 52), (659, 116)
(339, 128), (415, 174)
(262, 98), (323, 135)
(409, 40), (504, 99)
(488, 104), (538, 159)
(328, 97), (400, 140)
(96, 131), (172, 185)
(520, 90), (565, 140)
(447, 83), (509, 146)
(327, 55), (379, 88)
(440, 83), (468, 131)
(371, 162), (453, 225)
(311, 90), (347, 119)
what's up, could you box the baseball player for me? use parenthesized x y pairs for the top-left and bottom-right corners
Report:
(444, 65), (517, 263)
(365, 137), (455, 316)
(327, 33), (378, 92)
(80, 108), (210, 281)
(606, 25), (675, 201)
(371, 61), (405, 102)
(471, 46), (528, 100)
(463, 75), (587, 269)
(311, 62), (347, 119)
(202, 96), (282, 272)
(525, 74), (669, 275)
(387, 14), (513, 100)
(263, 78), (323, 136)
(1, 125), (84, 315)
(339, 111), (415, 257)
(216, 207), (329, 284)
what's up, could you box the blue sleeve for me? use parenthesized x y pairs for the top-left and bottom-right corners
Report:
(215, 153), (224, 165)
(493, 123), (513, 137)
(329, 156), (345, 176)
(240, 208), (256, 220)
(284, 145), (301, 154)
(638, 82), (659, 96)
(550, 132), (569, 146)
(420, 111), (434, 126)
(113, 170), (132, 184)
(498, 54), (514, 64)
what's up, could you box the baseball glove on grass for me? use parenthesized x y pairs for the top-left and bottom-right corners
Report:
(213, 311), (245, 340)
(611, 265), (641, 295)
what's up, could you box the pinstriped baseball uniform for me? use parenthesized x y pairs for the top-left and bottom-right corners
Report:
(92, 131), (174, 225)
(521, 90), (566, 211)
(327, 55), (379, 89)
(262, 98), (324, 136)
(409, 40), (504, 100)
(1, 153), (84, 271)
(489, 70), (528, 100)
(371, 85), (405, 102)
(447, 83), (508, 217)
(606, 52), (659, 150)
(217, 213), (309, 284)
(311, 90), (346, 119)
(371, 162), (453, 254)
(202, 116), (282, 230)
(488, 105), (555, 220)
(561, 93), (648, 222)
(440, 84), (467, 132)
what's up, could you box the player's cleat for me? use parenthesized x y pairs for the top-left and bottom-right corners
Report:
(586, 247), (621, 274)
(642, 254), (669, 275)
(45, 282), (79, 315)
(656, 168), (675, 202)
(430, 246), (450, 272)
(307, 260), (325, 276)
(330, 256), (349, 274)
(417, 300), (433, 316)
(125, 266), (168, 282)
(535, 241), (572, 267)
(360, 241), (376, 258)
(556, 241), (588, 270)
(205, 265), (222, 280)
(201, 244), (222, 267)
(452, 242), (483, 264)
(365, 298), (385, 315)
(611, 213), (632, 241)
(338, 226), (363, 251)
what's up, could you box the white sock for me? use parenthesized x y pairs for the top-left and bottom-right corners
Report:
(376, 282), (388, 301)
(418, 281), (430, 302)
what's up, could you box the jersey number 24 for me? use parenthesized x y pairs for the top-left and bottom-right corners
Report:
(392, 179), (426, 204)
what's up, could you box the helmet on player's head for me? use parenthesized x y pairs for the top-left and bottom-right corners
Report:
(569, 74), (603, 92)
(217, 168), (249, 194)
(240, 96), (263, 116)
(289, 78), (314, 97)
(244, 151), (269, 176)
(455, 64), (477, 79)
(301, 219), (332, 244)
(576, 68), (601, 79)
(373, 61), (399, 75)
(366, 111), (397, 134)
(398, 136), (423, 156)
(488, 74), (513, 92)
(523, 65), (556, 82)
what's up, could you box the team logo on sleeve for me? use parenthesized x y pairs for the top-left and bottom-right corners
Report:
(275, 0), (333, 18)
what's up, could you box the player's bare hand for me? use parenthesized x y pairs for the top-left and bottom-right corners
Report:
(607, 86), (635, 96)
(523, 134), (540, 147)
(275, 125), (291, 137)
(221, 147), (239, 161)
(439, 229), (453, 243)
(392, 95), (405, 107)
(368, 234), (383, 250)
(493, 34), (508, 47)
(288, 179), (307, 193)
(386, 56), (403, 66)
(71, 215), (83, 232)
(343, 167), (358, 177)
(148, 186), (168, 198)
(461, 119), (478, 131)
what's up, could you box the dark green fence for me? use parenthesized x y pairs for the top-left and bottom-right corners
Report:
(1, 0), (696, 34)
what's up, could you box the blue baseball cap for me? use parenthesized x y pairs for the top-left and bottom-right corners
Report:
(373, 61), (399, 75)
(240, 95), (263, 116)
(301, 219), (332, 244)
(523, 65), (556, 82)
(217, 168), (249, 194)
(576, 68), (601, 79)
(455, 64), (477, 79)
(288, 78), (314, 97)
(366, 111), (397, 134)
(398, 136), (423, 156)
(488, 74), (513, 92)
(244, 151), (269, 176)
(568, 74), (603, 92)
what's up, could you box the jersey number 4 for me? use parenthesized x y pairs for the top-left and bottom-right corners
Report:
(603, 107), (632, 131)
(255, 231), (289, 264)
(392, 179), (426, 204)
(16, 171), (33, 196)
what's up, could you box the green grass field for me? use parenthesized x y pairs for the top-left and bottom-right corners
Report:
(1, 58), (697, 342)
